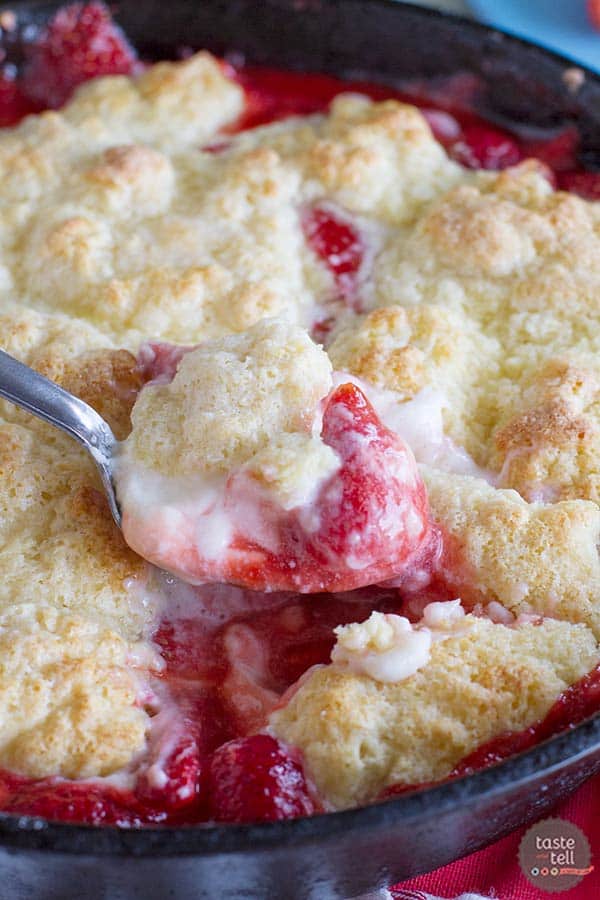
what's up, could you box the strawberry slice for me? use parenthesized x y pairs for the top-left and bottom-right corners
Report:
(306, 382), (431, 583)
(302, 204), (364, 305)
(135, 732), (203, 813)
(22, 2), (137, 109)
(207, 734), (318, 823)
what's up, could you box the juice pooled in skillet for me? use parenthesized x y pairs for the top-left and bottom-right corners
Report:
(0, 2), (599, 825)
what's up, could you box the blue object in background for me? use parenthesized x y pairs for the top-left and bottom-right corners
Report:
(469, 0), (600, 72)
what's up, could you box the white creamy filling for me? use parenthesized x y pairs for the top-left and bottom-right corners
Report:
(331, 599), (468, 683)
(141, 701), (191, 794)
(115, 457), (235, 563)
(115, 433), (341, 567)
(116, 459), (327, 563)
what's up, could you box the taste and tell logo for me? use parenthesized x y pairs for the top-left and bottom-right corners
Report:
(519, 817), (594, 893)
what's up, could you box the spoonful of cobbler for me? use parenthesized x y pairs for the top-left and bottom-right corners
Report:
(0, 318), (436, 593)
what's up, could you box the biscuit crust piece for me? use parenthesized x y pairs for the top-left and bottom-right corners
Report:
(423, 468), (600, 636)
(271, 616), (599, 809)
(0, 311), (155, 778)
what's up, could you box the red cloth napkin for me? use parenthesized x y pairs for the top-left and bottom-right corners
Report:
(390, 771), (600, 899)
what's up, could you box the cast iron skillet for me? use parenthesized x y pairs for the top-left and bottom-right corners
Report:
(1, 2), (600, 898)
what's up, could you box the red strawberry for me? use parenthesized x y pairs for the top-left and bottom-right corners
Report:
(123, 380), (434, 593)
(242, 382), (433, 593)
(135, 733), (203, 813)
(207, 734), (317, 823)
(302, 204), (364, 303)
(22, 2), (137, 109)
(308, 382), (431, 583)
(450, 122), (521, 170)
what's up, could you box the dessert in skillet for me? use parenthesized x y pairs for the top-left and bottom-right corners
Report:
(0, 2), (600, 825)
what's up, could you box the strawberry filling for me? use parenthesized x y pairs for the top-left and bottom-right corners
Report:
(521, 127), (580, 172)
(0, 0), (592, 202)
(3, 778), (158, 827)
(0, 72), (37, 126)
(0, 583), (411, 825)
(2, 620), (599, 826)
(302, 204), (365, 307)
(121, 380), (435, 594)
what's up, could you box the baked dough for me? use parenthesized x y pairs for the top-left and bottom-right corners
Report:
(271, 615), (599, 808)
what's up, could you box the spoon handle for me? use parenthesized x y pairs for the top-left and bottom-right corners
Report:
(0, 348), (121, 526)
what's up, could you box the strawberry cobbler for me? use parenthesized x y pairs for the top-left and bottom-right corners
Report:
(0, 2), (599, 826)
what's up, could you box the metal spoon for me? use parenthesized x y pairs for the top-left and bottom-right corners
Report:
(0, 348), (122, 528)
